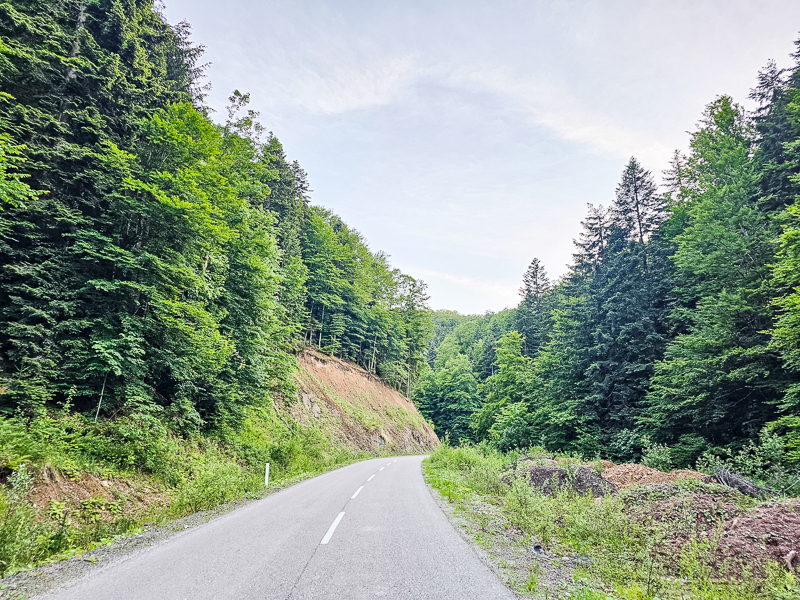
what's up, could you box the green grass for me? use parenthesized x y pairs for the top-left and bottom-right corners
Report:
(423, 444), (800, 600)
(0, 407), (371, 578)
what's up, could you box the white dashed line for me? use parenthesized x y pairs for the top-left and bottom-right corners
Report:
(367, 474), (375, 481)
(351, 486), (364, 499)
(320, 512), (345, 545)
(379, 467), (385, 471)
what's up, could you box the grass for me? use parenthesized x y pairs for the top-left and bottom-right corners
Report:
(0, 406), (372, 578)
(423, 444), (800, 600)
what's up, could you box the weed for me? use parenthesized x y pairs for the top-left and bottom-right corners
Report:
(424, 444), (799, 600)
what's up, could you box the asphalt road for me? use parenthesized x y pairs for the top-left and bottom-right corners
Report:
(40, 456), (514, 600)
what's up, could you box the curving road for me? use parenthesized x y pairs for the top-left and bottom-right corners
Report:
(40, 456), (514, 600)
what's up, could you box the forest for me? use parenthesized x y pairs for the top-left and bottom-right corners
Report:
(415, 57), (800, 483)
(1, 0), (799, 501)
(0, 0), (431, 431)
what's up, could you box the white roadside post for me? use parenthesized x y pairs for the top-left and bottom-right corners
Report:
(265, 461), (270, 488)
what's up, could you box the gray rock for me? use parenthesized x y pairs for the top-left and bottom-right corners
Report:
(505, 465), (617, 497)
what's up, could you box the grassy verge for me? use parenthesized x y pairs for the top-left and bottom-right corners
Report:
(0, 406), (377, 578)
(423, 444), (800, 600)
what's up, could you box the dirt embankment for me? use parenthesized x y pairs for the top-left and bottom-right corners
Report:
(292, 349), (438, 454)
(30, 466), (168, 517)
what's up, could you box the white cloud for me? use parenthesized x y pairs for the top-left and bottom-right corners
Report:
(294, 55), (419, 114)
(446, 66), (674, 166)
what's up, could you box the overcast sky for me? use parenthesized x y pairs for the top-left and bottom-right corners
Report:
(163, 0), (800, 314)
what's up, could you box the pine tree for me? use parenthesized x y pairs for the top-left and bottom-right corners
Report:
(646, 97), (782, 448)
(515, 258), (552, 356)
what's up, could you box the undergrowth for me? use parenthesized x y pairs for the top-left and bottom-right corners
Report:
(424, 444), (800, 600)
(0, 407), (373, 578)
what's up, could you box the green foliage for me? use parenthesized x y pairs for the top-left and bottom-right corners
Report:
(301, 207), (431, 391)
(695, 428), (797, 490)
(0, 2), (430, 431)
(421, 67), (800, 468)
(646, 97), (781, 448)
(640, 437), (674, 472)
(0, 408), (369, 576)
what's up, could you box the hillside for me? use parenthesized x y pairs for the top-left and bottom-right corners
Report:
(294, 350), (438, 454)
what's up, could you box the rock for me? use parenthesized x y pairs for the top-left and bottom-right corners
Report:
(510, 465), (617, 497)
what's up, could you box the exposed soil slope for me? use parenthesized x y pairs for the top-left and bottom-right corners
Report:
(603, 463), (707, 487)
(292, 349), (438, 454)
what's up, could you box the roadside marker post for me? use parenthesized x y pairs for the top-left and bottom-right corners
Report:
(265, 461), (270, 488)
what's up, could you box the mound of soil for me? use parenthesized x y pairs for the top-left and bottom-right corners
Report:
(636, 491), (746, 533)
(674, 502), (800, 576)
(604, 463), (707, 488)
(512, 465), (617, 497)
(622, 481), (747, 505)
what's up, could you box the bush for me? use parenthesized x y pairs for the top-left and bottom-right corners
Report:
(641, 437), (673, 472)
(696, 428), (799, 492)
(170, 448), (256, 515)
(672, 433), (709, 468)
(0, 419), (45, 470)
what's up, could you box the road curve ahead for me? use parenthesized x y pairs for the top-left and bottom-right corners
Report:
(41, 456), (514, 600)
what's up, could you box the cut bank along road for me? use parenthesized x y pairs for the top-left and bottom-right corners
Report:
(40, 456), (514, 600)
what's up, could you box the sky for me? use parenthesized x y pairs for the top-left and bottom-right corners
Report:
(163, 0), (800, 315)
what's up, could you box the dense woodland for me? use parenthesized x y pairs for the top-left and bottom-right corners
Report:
(0, 0), (431, 432)
(416, 53), (800, 474)
(1, 1), (799, 479)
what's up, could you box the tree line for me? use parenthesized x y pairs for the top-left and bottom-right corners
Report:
(0, 0), (431, 430)
(415, 45), (800, 470)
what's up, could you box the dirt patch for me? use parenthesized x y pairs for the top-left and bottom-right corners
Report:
(509, 465), (617, 497)
(31, 465), (168, 521)
(293, 349), (438, 454)
(603, 463), (707, 488)
(638, 492), (746, 534)
(670, 502), (800, 577)
(624, 483), (798, 577)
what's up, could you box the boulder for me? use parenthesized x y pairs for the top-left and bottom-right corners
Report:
(509, 465), (617, 497)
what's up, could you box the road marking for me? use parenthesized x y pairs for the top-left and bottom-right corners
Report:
(367, 474), (375, 481)
(320, 512), (345, 545)
(379, 467), (385, 471)
(351, 486), (364, 499)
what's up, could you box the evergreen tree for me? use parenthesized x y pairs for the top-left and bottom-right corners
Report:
(646, 97), (782, 448)
(514, 258), (552, 357)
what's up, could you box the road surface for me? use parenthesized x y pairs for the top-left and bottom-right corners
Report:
(40, 456), (514, 600)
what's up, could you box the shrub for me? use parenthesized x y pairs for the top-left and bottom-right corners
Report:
(641, 437), (673, 472)
(696, 428), (799, 492)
